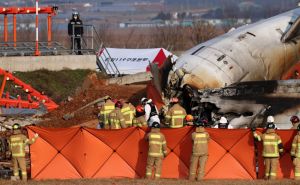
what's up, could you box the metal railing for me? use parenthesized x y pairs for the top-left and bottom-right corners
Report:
(96, 46), (120, 76)
(71, 24), (102, 55)
(0, 41), (67, 56)
(71, 24), (120, 76)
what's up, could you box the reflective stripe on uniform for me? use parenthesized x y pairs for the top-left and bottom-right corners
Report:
(263, 141), (278, 145)
(195, 134), (207, 138)
(263, 153), (279, 157)
(121, 107), (130, 113)
(173, 110), (183, 114)
(270, 172), (276, 176)
(296, 146), (300, 157)
(295, 172), (300, 177)
(100, 110), (113, 114)
(171, 115), (185, 119)
(11, 142), (25, 157)
(149, 152), (163, 157)
(149, 141), (163, 145)
(155, 174), (161, 177)
(170, 124), (183, 128)
(265, 135), (275, 139)
(194, 141), (207, 144)
(150, 134), (161, 139)
(11, 138), (21, 141)
(104, 105), (115, 110)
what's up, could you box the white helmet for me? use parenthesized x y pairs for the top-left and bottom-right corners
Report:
(141, 97), (148, 103)
(267, 116), (274, 123)
(219, 116), (228, 124)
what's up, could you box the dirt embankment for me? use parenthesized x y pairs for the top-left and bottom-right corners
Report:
(39, 74), (146, 128)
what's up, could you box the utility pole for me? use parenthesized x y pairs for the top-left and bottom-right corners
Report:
(35, 0), (40, 56)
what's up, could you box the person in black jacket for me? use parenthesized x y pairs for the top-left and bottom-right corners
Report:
(68, 11), (84, 55)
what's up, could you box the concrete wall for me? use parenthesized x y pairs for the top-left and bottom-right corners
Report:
(0, 55), (97, 72)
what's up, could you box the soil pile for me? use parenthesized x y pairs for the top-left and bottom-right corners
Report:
(40, 74), (147, 128)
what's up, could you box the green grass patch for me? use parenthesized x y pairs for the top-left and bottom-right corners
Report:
(12, 69), (94, 103)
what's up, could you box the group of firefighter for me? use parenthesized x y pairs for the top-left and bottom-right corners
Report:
(7, 95), (300, 181)
(97, 96), (194, 130)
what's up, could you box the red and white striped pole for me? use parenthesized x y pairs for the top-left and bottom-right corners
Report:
(35, 0), (40, 56)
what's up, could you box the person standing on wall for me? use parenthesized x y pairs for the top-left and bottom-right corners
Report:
(68, 11), (84, 55)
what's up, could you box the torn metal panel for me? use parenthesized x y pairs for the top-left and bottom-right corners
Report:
(191, 79), (300, 128)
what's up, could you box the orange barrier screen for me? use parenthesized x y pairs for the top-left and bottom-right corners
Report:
(27, 127), (256, 180)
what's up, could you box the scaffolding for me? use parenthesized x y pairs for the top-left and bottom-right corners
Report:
(0, 5), (58, 56)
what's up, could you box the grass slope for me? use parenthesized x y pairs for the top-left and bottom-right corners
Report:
(13, 69), (93, 103)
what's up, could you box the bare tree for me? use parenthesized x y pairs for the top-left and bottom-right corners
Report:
(189, 21), (221, 45)
(97, 23), (112, 45)
(152, 25), (186, 50)
(122, 28), (136, 48)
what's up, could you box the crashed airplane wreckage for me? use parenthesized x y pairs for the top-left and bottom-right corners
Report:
(151, 7), (300, 129)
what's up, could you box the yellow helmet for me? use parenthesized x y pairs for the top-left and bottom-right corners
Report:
(12, 123), (21, 130)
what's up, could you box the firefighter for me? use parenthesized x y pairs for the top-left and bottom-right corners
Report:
(68, 11), (84, 55)
(291, 115), (300, 129)
(165, 97), (187, 128)
(252, 116), (284, 180)
(121, 101), (136, 127)
(145, 122), (167, 179)
(214, 116), (233, 129)
(98, 97), (115, 129)
(108, 101), (126, 129)
(141, 98), (160, 127)
(9, 123), (39, 181)
(291, 124), (300, 180)
(132, 105), (147, 127)
(189, 120), (210, 181)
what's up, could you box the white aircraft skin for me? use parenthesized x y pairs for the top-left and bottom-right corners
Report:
(170, 8), (300, 89)
(165, 8), (300, 128)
